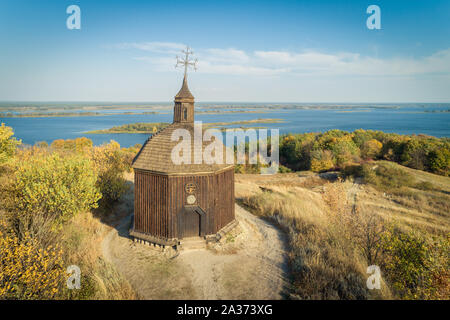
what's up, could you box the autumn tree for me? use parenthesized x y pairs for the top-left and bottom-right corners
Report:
(0, 123), (21, 166)
(12, 153), (101, 224)
(361, 139), (383, 160)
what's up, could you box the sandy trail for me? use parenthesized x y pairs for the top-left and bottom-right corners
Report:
(101, 202), (289, 300)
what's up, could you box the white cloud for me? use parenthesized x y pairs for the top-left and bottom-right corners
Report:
(202, 48), (250, 63)
(118, 41), (450, 78)
(118, 42), (186, 54)
(254, 49), (450, 76)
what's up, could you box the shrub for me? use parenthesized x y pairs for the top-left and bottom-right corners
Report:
(341, 163), (364, 178)
(90, 141), (129, 207)
(351, 209), (385, 265)
(0, 123), (21, 166)
(278, 165), (292, 173)
(381, 135), (410, 162)
(12, 153), (101, 224)
(51, 137), (93, 153)
(361, 139), (383, 160)
(310, 150), (334, 172)
(401, 139), (429, 171)
(352, 129), (374, 148)
(280, 133), (315, 170)
(381, 228), (449, 299)
(35, 141), (49, 148)
(428, 148), (450, 176)
(360, 162), (415, 191)
(0, 230), (65, 299)
(414, 181), (435, 191)
(122, 144), (142, 170)
(328, 136), (360, 167)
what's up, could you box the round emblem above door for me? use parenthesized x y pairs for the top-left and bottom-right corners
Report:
(186, 194), (196, 205)
(185, 183), (197, 194)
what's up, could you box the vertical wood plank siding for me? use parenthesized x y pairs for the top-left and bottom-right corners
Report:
(134, 168), (235, 239)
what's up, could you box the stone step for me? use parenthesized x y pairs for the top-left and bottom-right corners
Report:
(179, 237), (206, 250)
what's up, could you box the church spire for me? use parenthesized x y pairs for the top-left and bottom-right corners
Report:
(175, 46), (197, 101)
(175, 74), (194, 100)
(173, 46), (197, 123)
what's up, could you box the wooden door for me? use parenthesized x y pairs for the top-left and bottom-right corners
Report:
(182, 207), (201, 237)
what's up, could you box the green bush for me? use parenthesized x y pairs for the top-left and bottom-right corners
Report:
(12, 153), (101, 224)
(360, 162), (415, 191)
(327, 136), (360, 167)
(401, 139), (429, 171)
(341, 163), (364, 178)
(280, 133), (315, 170)
(90, 141), (129, 208)
(428, 148), (450, 176)
(381, 228), (449, 299)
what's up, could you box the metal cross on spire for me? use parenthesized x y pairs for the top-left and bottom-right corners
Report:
(175, 46), (198, 77)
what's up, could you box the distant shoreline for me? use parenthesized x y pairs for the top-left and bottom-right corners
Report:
(0, 111), (164, 118)
(85, 119), (286, 134)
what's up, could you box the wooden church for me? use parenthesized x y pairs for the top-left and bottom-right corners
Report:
(130, 48), (235, 248)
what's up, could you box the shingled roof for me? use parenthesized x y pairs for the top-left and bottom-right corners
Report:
(132, 123), (232, 174)
(175, 75), (194, 100)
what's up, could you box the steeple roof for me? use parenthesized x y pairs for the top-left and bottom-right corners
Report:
(175, 75), (194, 100)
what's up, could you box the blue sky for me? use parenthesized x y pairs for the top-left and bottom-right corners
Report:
(0, 0), (449, 102)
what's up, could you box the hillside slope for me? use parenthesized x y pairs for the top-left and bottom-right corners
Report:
(235, 163), (449, 299)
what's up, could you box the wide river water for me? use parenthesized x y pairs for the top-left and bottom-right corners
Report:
(1, 103), (449, 147)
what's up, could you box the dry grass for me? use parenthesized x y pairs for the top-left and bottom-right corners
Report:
(236, 162), (450, 300)
(237, 177), (381, 299)
(62, 210), (136, 299)
(354, 161), (450, 236)
(59, 174), (138, 299)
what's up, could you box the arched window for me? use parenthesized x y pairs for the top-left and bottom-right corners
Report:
(183, 108), (187, 120)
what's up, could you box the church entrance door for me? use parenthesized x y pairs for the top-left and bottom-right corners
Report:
(181, 206), (206, 238)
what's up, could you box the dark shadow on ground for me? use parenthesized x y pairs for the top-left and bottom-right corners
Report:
(94, 177), (135, 236)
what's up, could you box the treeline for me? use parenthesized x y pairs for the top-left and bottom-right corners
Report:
(87, 122), (169, 134)
(0, 124), (137, 299)
(0, 111), (161, 118)
(279, 129), (450, 176)
(0, 112), (100, 118)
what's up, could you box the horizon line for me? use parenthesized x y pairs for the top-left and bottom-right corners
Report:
(1, 100), (450, 104)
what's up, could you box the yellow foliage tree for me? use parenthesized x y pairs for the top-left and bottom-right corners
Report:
(0, 123), (21, 166)
(90, 140), (129, 206)
(310, 150), (335, 172)
(362, 139), (383, 160)
(12, 153), (101, 223)
(0, 231), (65, 299)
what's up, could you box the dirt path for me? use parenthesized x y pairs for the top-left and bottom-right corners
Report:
(101, 202), (289, 300)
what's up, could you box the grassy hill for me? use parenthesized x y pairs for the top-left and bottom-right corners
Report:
(235, 161), (449, 299)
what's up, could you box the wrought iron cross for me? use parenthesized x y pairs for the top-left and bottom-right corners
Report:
(175, 46), (198, 77)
